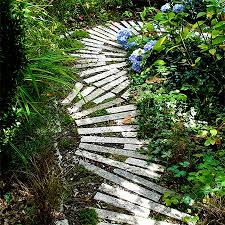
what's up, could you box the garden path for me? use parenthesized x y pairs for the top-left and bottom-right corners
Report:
(62, 21), (192, 225)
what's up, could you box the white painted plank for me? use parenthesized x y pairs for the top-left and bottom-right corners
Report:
(114, 169), (171, 194)
(128, 20), (142, 31)
(83, 46), (103, 52)
(78, 160), (161, 201)
(69, 88), (106, 113)
(121, 21), (139, 35)
(111, 80), (130, 94)
(121, 89), (130, 99)
(92, 27), (116, 40)
(87, 29), (112, 40)
(101, 76), (128, 91)
(61, 82), (83, 105)
(75, 150), (160, 179)
(124, 144), (143, 151)
(72, 98), (124, 119)
(79, 143), (147, 160)
(82, 38), (105, 45)
(71, 53), (106, 59)
(75, 110), (137, 126)
(84, 69), (119, 84)
(96, 185), (190, 221)
(81, 136), (144, 145)
(106, 105), (136, 114)
(108, 23), (120, 32)
(97, 25), (118, 36)
(80, 62), (127, 77)
(137, 21), (144, 28)
(104, 57), (126, 62)
(101, 52), (126, 57)
(89, 34), (122, 48)
(93, 92), (115, 104)
(112, 22), (127, 31)
(122, 132), (137, 137)
(75, 61), (106, 69)
(125, 158), (165, 172)
(94, 192), (150, 217)
(99, 183), (162, 213)
(95, 208), (179, 225)
(78, 125), (138, 134)
(93, 70), (127, 87)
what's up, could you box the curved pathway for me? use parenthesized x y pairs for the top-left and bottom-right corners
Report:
(62, 21), (192, 225)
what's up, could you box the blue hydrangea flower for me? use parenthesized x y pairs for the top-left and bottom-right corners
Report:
(129, 48), (144, 72)
(132, 61), (141, 72)
(160, 3), (171, 12)
(144, 40), (157, 52)
(223, 7), (225, 13)
(116, 29), (132, 47)
(173, 4), (184, 12)
(124, 41), (137, 49)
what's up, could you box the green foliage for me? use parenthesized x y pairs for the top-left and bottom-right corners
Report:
(130, 1), (225, 223)
(187, 150), (225, 197)
(79, 208), (99, 225)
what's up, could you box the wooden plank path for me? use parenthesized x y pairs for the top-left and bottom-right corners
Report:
(61, 20), (193, 225)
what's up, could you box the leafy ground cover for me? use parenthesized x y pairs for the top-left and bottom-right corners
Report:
(117, 0), (225, 224)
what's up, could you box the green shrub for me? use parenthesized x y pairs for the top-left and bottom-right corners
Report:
(79, 208), (99, 225)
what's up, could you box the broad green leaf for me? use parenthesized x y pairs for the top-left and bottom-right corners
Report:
(197, 12), (206, 18)
(212, 35), (225, 45)
(192, 21), (205, 29)
(209, 48), (216, 55)
(210, 129), (217, 136)
(146, 22), (155, 32)
(213, 21), (225, 29)
(195, 57), (201, 64)
(180, 27), (190, 39)
(198, 43), (209, 51)
(153, 36), (167, 51)
(211, 30), (220, 38)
